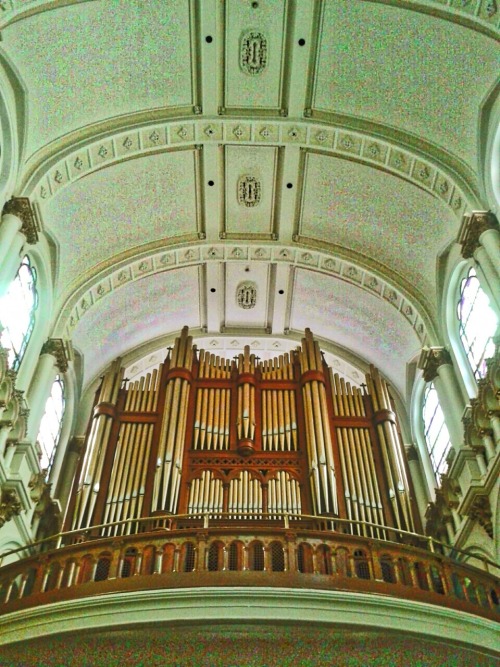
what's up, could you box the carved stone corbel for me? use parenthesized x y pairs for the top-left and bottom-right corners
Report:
(467, 495), (493, 539)
(418, 347), (452, 383)
(2, 197), (39, 245)
(457, 211), (499, 259)
(0, 488), (22, 528)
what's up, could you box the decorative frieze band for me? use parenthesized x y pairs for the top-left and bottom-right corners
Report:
(2, 197), (39, 245)
(57, 243), (431, 345)
(457, 211), (499, 259)
(418, 346), (452, 382)
(40, 338), (71, 373)
(25, 119), (468, 220)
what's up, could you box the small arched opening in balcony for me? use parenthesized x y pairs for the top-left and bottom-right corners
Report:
(141, 546), (156, 575)
(8, 574), (22, 601)
(335, 547), (351, 577)
(397, 558), (412, 586)
(181, 542), (196, 572)
(0, 580), (8, 603)
(490, 588), (499, 612)
(379, 555), (395, 583)
(44, 562), (61, 592)
(95, 553), (112, 581)
(22, 567), (37, 597)
(248, 541), (265, 571)
(77, 555), (93, 584)
(451, 572), (465, 600)
(60, 560), (76, 588)
(228, 541), (243, 571)
(464, 577), (478, 604)
(162, 543), (176, 573)
(207, 541), (224, 571)
(476, 583), (489, 608)
(270, 541), (285, 572)
(121, 548), (137, 578)
(414, 562), (429, 590)
(297, 543), (313, 573)
(429, 565), (445, 594)
(353, 549), (370, 580)
(316, 544), (333, 575)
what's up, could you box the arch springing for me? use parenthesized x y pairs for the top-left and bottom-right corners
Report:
(0, 256), (38, 370)
(457, 268), (497, 380)
(422, 383), (451, 481)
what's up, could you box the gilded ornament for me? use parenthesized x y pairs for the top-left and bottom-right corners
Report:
(149, 130), (160, 144)
(54, 170), (64, 184)
(74, 157), (84, 170)
(98, 145), (108, 158)
(122, 136), (133, 150)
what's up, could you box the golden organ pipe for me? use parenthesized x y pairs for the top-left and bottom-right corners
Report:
(347, 427), (366, 529)
(207, 386), (214, 450)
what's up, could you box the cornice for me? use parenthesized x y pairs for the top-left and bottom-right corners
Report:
(52, 240), (437, 347)
(19, 117), (477, 219)
(1, 0), (499, 42)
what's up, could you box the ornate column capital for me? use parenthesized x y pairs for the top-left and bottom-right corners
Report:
(0, 487), (22, 528)
(458, 210), (499, 259)
(467, 495), (493, 538)
(2, 197), (39, 245)
(41, 338), (71, 373)
(68, 435), (85, 456)
(418, 346), (452, 382)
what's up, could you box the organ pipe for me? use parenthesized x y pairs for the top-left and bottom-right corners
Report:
(68, 327), (419, 537)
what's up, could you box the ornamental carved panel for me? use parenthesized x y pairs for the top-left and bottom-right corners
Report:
(236, 281), (257, 309)
(240, 31), (268, 75)
(237, 175), (261, 207)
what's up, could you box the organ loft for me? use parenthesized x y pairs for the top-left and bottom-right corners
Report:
(67, 327), (419, 538)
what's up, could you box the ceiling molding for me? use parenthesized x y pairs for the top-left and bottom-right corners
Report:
(1, 0), (499, 41)
(23, 118), (475, 217)
(53, 240), (437, 349)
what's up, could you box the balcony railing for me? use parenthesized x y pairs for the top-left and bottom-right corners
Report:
(0, 513), (498, 620)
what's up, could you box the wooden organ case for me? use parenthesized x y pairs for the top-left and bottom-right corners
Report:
(67, 327), (420, 535)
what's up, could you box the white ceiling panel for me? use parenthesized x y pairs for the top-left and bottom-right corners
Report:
(73, 266), (201, 386)
(289, 268), (421, 394)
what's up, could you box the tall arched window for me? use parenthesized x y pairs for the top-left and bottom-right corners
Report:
(457, 268), (498, 380)
(422, 383), (451, 481)
(37, 375), (65, 473)
(0, 255), (38, 371)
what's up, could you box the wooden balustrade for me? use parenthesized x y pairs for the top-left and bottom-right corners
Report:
(0, 522), (498, 620)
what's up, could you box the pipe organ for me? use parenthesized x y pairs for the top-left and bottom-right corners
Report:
(67, 327), (419, 536)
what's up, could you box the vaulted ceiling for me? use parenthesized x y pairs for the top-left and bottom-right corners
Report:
(1, 0), (498, 399)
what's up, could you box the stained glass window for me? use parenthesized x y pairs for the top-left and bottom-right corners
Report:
(422, 383), (451, 481)
(458, 268), (498, 379)
(0, 256), (38, 370)
(37, 375), (65, 473)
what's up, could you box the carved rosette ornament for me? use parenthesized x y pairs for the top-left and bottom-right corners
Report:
(236, 281), (257, 309)
(240, 31), (267, 75)
(41, 338), (70, 373)
(457, 211), (499, 259)
(0, 488), (22, 528)
(468, 495), (493, 538)
(2, 197), (39, 245)
(418, 346), (452, 383)
(237, 175), (261, 207)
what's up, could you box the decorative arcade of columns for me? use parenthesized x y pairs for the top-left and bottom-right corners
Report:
(67, 327), (419, 538)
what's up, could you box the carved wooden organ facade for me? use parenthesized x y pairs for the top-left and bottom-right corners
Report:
(67, 328), (420, 536)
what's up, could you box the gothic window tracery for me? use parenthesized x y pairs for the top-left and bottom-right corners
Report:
(37, 374), (65, 473)
(422, 383), (451, 481)
(0, 255), (38, 371)
(457, 267), (497, 380)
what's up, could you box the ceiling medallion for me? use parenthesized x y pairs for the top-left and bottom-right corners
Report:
(240, 31), (268, 75)
(236, 281), (257, 310)
(237, 175), (261, 207)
